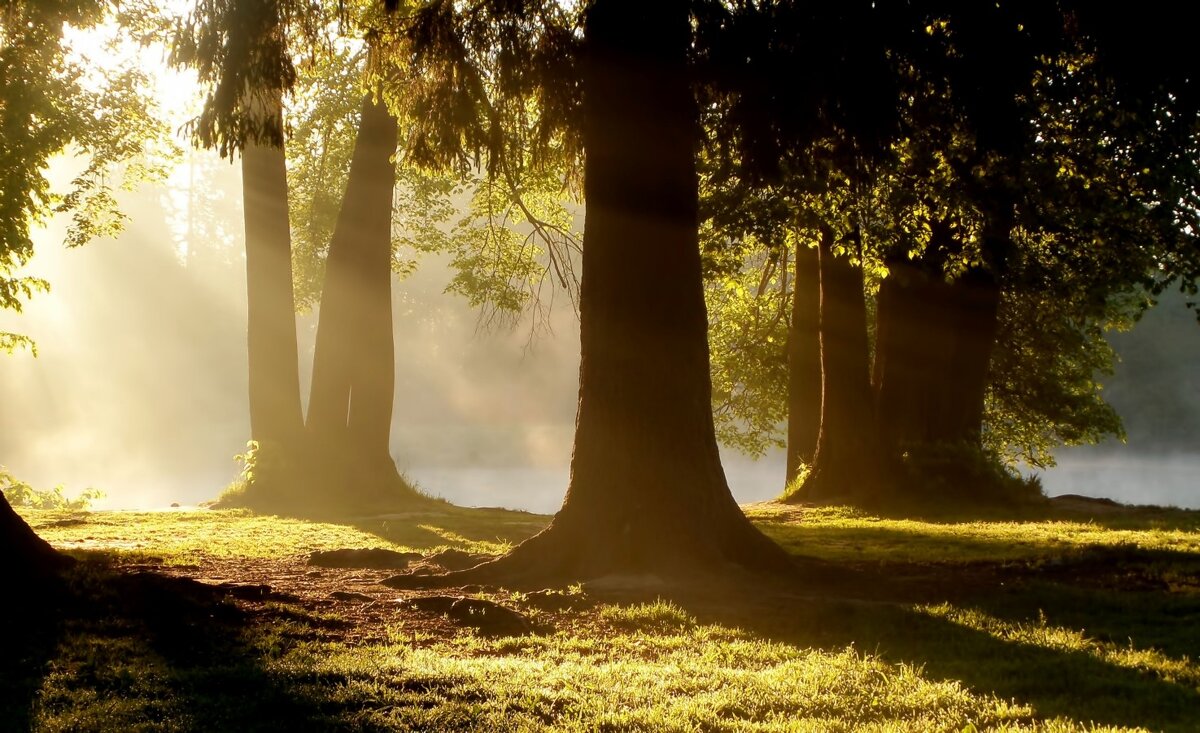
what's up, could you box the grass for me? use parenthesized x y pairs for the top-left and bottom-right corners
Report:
(745, 503), (1200, 564)
(24, 504), (547, 564)
(6, 500), (1199, 732)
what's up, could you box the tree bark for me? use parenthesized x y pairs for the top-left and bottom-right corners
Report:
(1, 492), (72, 584)
(873, 259), (951, 448)
(870, 210), (1007, 504)
(937, 267), (1001, 443)
(305, 94), (415, 506)
(389, 0), (792, 585)
(241, 91), (305, 457)
(787, 230), (883, 503)
(874, 258), (1001, 450)
(785, 240), (821, 487)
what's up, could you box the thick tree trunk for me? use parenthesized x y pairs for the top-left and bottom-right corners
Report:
(241, 92), (305, 456)
(1, 492), (72, 584)
(784, 240), (821, 487)
(871, 212), (1007, 504)
(873, 265), (1000, 449)
(306, 94), (415, 506)
(937, 268), (1001, 442)
(787, 231), (882, 503)
(389, 0), (792, 585)
(873, 259), (951, 448)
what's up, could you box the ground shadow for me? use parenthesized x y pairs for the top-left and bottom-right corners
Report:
(655, 568), (1200, 732)
(0, 578), (70, 731)
(344, 504), (548, 553)
(0, 560), (382, 732)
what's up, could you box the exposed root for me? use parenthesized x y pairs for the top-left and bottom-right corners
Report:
(381, 522), (805, 592)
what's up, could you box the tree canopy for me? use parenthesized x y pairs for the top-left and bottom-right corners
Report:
(1, 0), (171, 352)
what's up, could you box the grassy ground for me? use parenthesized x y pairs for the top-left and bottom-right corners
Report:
(5, 499), (1199, 732)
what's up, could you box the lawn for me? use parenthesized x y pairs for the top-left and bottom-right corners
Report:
(4, 499), (1198, 732)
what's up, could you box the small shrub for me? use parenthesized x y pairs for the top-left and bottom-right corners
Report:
(215, 440), (292, 509)
(1, 466), (104, 510)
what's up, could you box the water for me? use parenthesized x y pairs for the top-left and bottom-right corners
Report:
(1036, 453), (1200, 510)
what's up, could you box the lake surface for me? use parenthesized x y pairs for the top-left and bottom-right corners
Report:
(1035, 453), (1200, 510)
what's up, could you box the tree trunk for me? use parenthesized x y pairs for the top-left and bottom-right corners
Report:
(787, 230), (882, 503)
(305, 94), (415, 507)
(784, 240), (821, 487)
(873, 259), (951, 448)
(1, 492), (72, 584)
(871, 213), (1006, 504)
(935, 268), (1001, 443)
(241, 91), (305, 458)
(874, 264), (1001, 449)
(390, 0), (792, 585)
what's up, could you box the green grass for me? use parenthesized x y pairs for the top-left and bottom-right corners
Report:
(745, 503), (1200, 564)
(7, 500), (1200, 732)
(24, 504), (547, 564)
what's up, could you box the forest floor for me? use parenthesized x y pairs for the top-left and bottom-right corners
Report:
(5, 498), (1200, 732)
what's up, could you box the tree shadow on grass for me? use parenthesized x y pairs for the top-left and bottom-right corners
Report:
(343, 505), (549, 554)
(665, 570), (1200, 732)
(0, 560), (382, 732)
(0, 577), (70, 731)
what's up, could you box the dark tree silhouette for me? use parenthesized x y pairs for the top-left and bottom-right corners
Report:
(387, 0), (793, 584)
(784, 240), (821, 486)
(242, 91), (306, 460)
(792, 229), (882, 503)
(305, 93), (421, 507)
(1, 493), (72, 584)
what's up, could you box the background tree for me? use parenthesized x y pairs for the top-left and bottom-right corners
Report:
(171, 0), (327, 506)
(241, 88), (306, 471)
(303, 80), (417, 507)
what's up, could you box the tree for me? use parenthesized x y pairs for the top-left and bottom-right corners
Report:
(383, 0), (792, 583)
(172, 0), (326, 507)
(241, 88), (306, 466)
(698, 172), (820, 487)
(175, 3), (435, 509)
(303, 88), (419, 506)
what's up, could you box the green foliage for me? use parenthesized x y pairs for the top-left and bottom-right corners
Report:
(705, 247), (790, 458)
(281, 21), (582, 324)
(426, 171), (581, 326)
(217, 439), (292, 508)
(0, 332), (38, 355)
(169, 0), (333, 157)
(1, 0), (174, 346)
(985, 290), (1130, 468)
(700, 40), (1196, 470)
(0, 467), (103, 511)
(286, 42), (368, 309)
